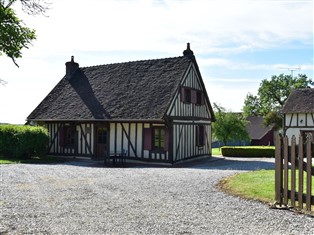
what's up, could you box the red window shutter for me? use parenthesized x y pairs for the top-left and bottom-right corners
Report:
(191, 90), (197, 104)
(196, 125), (205, 146)
(180, 86), (185, 102)
(201, 93), (205, 105)
(164, 128), (169, 151)
(196, 125), (199, 146)
(201, 126), (205, 146)
(203, 126), (206, 146)
(59, 125), (65, 147)
(143, 128), (152, 150)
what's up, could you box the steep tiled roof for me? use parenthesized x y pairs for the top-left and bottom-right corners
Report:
(282, 88), (314, 113)
(246, 116), (274, 140)
(28, 56), (192, 121)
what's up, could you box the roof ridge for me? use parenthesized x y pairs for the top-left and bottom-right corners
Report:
(80, 55), (185, 69)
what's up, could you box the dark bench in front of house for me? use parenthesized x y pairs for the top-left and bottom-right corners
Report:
(104, 150), (127, 166)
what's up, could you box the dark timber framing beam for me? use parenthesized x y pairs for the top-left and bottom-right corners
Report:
(48, 123), (63, 153)
(120, 123), (138, 158)
(79, 124), (93, 155)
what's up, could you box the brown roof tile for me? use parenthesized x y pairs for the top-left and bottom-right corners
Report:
(282, 88), (314, 113)
(28, 56), (193, 120)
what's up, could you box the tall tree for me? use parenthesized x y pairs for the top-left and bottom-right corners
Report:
(242, 93), (262, 117)
(243, 74), (313, 128)
(212, 103), (249, 145)
(0, 0), (49, 67)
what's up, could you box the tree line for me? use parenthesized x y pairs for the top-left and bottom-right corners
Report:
(213, 74), (313, 145)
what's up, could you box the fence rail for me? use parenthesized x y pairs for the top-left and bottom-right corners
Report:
(275, 134), (314, 211)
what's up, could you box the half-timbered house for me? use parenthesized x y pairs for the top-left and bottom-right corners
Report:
(282, 88), (314, 141)
(27, 43), (215, 164)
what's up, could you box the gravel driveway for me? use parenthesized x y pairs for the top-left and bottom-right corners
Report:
(1, 157), (313, 234)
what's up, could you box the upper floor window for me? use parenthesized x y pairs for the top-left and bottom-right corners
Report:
(181, 86), (191, 103)
(185, 88), (191, 103)
(196, 91), (202, 105)
(181, 86), (204, 105)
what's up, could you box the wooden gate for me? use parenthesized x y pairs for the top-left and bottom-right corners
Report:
(275, 134), (314, 211)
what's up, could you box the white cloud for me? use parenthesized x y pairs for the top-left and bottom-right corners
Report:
(14, 0), (313, 55)
(1, 0), (312, 123)
(198, 57), (313, 73)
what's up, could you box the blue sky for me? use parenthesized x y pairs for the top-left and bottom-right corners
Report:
(0, 0), (313, 124)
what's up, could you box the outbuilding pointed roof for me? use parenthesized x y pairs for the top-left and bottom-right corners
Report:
(28, 56), (195, 121)
(246, 116), (275, 140)
(282, 88), (314, 113)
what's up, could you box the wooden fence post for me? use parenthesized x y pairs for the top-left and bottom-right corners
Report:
(306, 134), (313, 211)
(298, 134), (304, 209)
(275, 134), (283, 205)
(290, 135), (296, 207)
(283, 136), (289, 206)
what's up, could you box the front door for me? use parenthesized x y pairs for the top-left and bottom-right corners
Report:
(95, 126), (108, 160)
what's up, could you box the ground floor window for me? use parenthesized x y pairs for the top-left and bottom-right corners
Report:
(153, 127), (165, 150)
(196, 125), (205, 146)
(60, 124), (76, 147)
(143, 126), (169, 151)
(97, 127), (107, 144)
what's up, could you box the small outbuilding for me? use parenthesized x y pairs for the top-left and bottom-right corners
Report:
(282, 88), (314, 141)
(27, 44), (216, 164)
(246, 116), (275, 146)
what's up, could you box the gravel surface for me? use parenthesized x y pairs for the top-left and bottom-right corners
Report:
(1, 156), (313, 234)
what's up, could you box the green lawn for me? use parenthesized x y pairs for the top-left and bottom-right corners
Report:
(219, 169), (314, 213)
(0, 155), (69, 164)
(212, 148), (222, 155)
(219, 169), (275, 203)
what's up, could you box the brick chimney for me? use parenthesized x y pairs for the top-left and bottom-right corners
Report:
(183, 42), (194, 58)
(65, 56), (79, 79)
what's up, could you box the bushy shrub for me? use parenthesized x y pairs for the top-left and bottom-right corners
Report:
(0, 125), (49, 159)
(221, 146), (275, 158)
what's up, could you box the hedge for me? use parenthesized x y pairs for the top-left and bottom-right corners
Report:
(0, 124), (49, 159)
(221, 146), (275, 158)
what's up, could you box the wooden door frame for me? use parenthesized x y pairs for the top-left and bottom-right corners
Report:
(94, 123), (110, 159)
